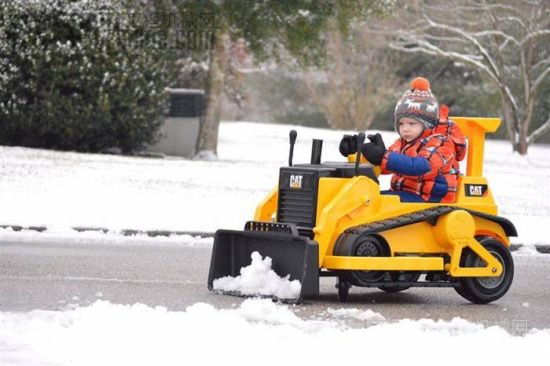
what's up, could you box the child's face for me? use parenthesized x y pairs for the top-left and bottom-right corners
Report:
(398, 117), (424, 142)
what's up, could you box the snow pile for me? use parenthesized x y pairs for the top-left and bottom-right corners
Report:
(327, 307), (386, 323)
(1, 299), (549, 366)
(235, 298), (308, 327)
(212, 251), (301, 299)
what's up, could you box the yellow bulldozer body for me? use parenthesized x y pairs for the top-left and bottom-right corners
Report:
(253, 117), (509, 279)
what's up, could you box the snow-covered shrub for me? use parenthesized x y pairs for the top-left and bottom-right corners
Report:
(0, 0), (171, 153)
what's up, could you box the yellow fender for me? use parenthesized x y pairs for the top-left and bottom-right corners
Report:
(313, 175), (378, 266)
(433, 210), (503, 277)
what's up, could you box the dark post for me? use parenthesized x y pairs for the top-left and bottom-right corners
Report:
(355, 132), (365, 176)
(310, 139), (323, 165)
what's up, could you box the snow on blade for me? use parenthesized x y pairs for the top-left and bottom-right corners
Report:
(1, 299), (550, 366)
(213, 251), (301, 299)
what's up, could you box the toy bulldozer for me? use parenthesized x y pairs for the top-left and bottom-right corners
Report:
(208, 117), (516, 304)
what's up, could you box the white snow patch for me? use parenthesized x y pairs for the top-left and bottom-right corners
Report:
(523, 302), (530, 308)
(327, 307), (386, 322)
(1, 300), (549, 366)
(513, 243), (541, 256)
(507, 216), (550, 247)
(0, 227), (213, 247)
(193, 149), (218, 161)
(235, 298), (306, 327)
(213, 251), (301, 299)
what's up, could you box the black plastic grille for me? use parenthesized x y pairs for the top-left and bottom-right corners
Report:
(278, 189), (316, 228)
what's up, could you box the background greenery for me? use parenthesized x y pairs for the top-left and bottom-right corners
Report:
(0, 0), (548, 155)
(0, 0), (172, 153)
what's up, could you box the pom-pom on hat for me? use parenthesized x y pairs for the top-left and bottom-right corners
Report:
(394, 77), (439, 131)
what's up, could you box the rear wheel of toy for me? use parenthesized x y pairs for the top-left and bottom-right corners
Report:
(455, 237), (514, 304)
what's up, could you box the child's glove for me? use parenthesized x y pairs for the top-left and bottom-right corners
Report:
(361, 133), (386, 165)
(338, 134), (358, 157)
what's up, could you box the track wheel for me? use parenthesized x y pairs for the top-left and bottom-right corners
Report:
(352, 236), (388, 284)
(455, 237), (514, 304)
(336, 277), (351, 303)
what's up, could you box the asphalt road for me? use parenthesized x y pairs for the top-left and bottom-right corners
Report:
(1, 239), (549, 335)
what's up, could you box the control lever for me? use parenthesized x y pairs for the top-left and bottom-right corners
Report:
(355, 132), (365, 176)
(288, 130), (297, 166)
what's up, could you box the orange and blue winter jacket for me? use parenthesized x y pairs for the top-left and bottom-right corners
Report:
(379, 129), (459, 203)
(435, 105), (467, 167)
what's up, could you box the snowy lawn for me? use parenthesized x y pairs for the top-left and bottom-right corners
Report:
(1, 299), (549, 366)
(1, 121), (549, 246)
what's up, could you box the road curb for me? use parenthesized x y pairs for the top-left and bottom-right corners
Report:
(2, 224), (549, 253)
(1, 224), (213, 239)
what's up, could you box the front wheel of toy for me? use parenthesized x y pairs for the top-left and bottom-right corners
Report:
(455, 238), (514, 304)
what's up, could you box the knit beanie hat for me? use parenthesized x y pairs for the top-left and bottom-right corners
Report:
(394, 77), (439, 131)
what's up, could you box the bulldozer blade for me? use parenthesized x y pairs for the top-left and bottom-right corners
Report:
(207, 229), (319, 300)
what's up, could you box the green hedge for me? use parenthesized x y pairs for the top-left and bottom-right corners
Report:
(0, 0), (172, 153)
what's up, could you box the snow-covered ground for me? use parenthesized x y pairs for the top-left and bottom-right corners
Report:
(1, 121), (549, 246)
(1, 299), (549, 366)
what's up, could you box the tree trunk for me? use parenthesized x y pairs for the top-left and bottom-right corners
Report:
(517, 137), (528, 154)
(195, 30), (228, 157)
(499, 91), (519, 153)
(517, 122), (529, 155)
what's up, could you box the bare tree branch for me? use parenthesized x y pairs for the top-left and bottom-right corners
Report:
(391, 32), (521, 117)
(424, 34), (470, 43)
(532, 58), (550, 71)
(472, 30), (520, 46)
(530, 66), (550, 95)
(494, 15), (529, 31)
(465, 0), (524, 16)
(304, 25), (400, 131)
(386, 0), (549, 153)
(423, 15), (502, 80)
(528, 114), (550, 144)
(521, 30), (550, 45)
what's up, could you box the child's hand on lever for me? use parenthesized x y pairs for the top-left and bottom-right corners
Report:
(338, 134), (358, 157)
(361, 133), (386, 165)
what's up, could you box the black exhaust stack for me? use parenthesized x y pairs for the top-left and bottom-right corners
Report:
(288, 130), (297, 166)
(310, 139), (323, 165)
(355, 132), (365, 176)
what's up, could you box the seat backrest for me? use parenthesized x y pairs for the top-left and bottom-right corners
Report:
(449, 117), (501, 177)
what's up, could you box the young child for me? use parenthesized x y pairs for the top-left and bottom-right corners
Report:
(339, 77), (463, 203)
